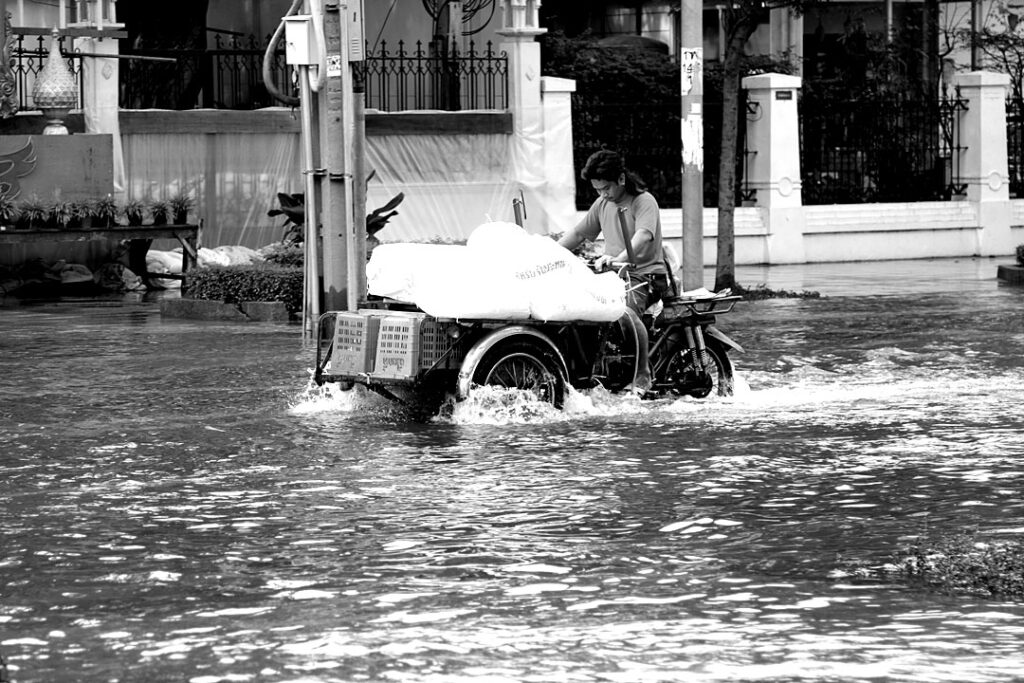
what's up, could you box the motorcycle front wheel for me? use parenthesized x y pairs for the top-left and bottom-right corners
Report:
(664, 336), (734, 398)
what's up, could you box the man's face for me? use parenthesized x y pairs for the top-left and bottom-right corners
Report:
(591, 174), (626, 202)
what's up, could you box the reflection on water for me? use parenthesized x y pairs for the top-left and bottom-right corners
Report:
(2, 261), (1024, 682)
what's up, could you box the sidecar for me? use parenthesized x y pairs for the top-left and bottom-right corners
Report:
(313, 301), (618, 412)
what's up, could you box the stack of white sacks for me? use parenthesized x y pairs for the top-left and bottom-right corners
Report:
(367, 221), (626, 321)
(146, 245), (263, 288)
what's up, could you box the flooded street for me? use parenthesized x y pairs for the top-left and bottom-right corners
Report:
(2, 257), (1024, 682)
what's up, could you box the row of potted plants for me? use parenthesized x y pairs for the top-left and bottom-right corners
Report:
(0, 193), (195, 231)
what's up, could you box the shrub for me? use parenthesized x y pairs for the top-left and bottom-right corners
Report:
(184, 264), (303, 314)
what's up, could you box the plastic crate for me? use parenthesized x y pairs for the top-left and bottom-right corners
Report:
(420, 318), (456, 369)
(331, 313), (379, 374)
(372, 315), (421, 378)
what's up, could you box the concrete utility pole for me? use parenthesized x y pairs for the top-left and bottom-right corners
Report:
(318, 0), (362, 312)
(679, 0), (704, 290)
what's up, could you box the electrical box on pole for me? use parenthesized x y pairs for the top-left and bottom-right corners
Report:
(346, 0), (365, 61)
(284, 15), (319, 65)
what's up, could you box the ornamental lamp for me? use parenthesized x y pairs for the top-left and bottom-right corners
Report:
(32, 28), (78, 135)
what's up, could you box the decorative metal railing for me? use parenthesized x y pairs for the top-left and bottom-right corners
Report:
(800, 88), (967, 204)
(10, 33), (83, 112)
(119, 33), (288, 110)
(1006, 97), (1024, 198)
(115, 34), (507, 112)
(359, 40), (507, 112)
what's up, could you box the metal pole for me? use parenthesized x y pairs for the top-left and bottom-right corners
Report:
(680, 0), (704, 290)
(351, 66), (367, 306)
(340, 1), (360, 312)
(299, 65), (321, 343)
(320, 0), (351, 311)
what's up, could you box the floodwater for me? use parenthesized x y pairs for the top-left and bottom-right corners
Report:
(2, 257), (1024, 683)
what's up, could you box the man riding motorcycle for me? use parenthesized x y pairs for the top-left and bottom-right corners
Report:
(557, 150), (674, 396)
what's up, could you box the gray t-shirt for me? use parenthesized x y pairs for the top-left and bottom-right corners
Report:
(574, 192), (667, 276)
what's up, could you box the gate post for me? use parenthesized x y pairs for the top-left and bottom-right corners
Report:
(956, 71), (1014, 256)
(741, 72), (805, 264)
(497, 0), (549, 231)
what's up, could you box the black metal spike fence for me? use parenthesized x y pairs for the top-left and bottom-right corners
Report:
(570, 91), (752, 210)
(800, 87), (968, 204)
(1006, 97), (1024, 198)
(119, 33), (289, 110)
(116, 34), (507, 112)
(359, 40), (507, 112)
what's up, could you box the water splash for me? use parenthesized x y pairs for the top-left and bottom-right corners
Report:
(288, 376), (388, 415)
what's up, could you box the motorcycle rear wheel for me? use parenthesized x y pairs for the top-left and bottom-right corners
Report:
(664, 336), (734, 398)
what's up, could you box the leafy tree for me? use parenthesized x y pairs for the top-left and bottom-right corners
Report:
(713, 0), (814, 291)
(969, 1), (1024, 99)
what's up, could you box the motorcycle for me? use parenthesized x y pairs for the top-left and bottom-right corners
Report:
(312, 263), (742, 414)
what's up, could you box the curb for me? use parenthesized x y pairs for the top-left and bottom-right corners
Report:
(997, 264), (1024, 285)
(159, 298), (294, 323)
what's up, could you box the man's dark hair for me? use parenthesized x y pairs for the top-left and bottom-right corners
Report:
(580, 149), (648, 195)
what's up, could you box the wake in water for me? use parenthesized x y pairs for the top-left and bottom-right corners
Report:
(289, 345), (1024, 429)
(288, 369), (752, 425)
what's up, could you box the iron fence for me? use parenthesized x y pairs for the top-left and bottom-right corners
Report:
(571, 92), (751, 210)
(800, 88), (967, 205)
(10, 33), (83, 113)
(1007, 97), (1024, 198)
(116, 34), (507, 112)
(360, 40), (507, 112)
(120, 33), (288, 110)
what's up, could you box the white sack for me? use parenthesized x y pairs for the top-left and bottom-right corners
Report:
(198, 247), (232, 267)
(367, 243), (468, 303)
(529, 270), (626, 322)
(366, 221), (625, 321)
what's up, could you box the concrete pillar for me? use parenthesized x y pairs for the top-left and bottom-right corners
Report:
(497, 0), (549, 231)
(956, 70), (1015, 256)
(742, 72), (805, 263)
(540, 75), (576, 230)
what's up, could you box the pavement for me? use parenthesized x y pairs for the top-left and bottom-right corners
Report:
(729, 256), (1020, 297)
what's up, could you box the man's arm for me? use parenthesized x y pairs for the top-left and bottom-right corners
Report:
(557, 226), (585, 251)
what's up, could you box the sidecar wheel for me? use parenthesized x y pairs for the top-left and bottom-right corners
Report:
(665, 337), (734, 398)
(471, 340), (566, 408)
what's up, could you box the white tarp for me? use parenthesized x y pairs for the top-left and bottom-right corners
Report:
(367, 221), (626, 321)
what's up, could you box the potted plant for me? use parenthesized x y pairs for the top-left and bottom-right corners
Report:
(51, 199), (76, 229)
(74, 200), (94, 229)
(18, 195), (48, 230)
(0, 195), (20, 230)
(123, 198), (146, 226)
(169, 192), (194, 224)
(150, 199), (170, 225)
(93, 194), (118, 228)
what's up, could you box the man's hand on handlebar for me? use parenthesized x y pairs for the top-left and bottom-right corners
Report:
(593, 254), (613, 272)
(592, 254), (631, 274)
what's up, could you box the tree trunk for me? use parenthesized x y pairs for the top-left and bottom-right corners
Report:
(714, 28), (755, 292)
